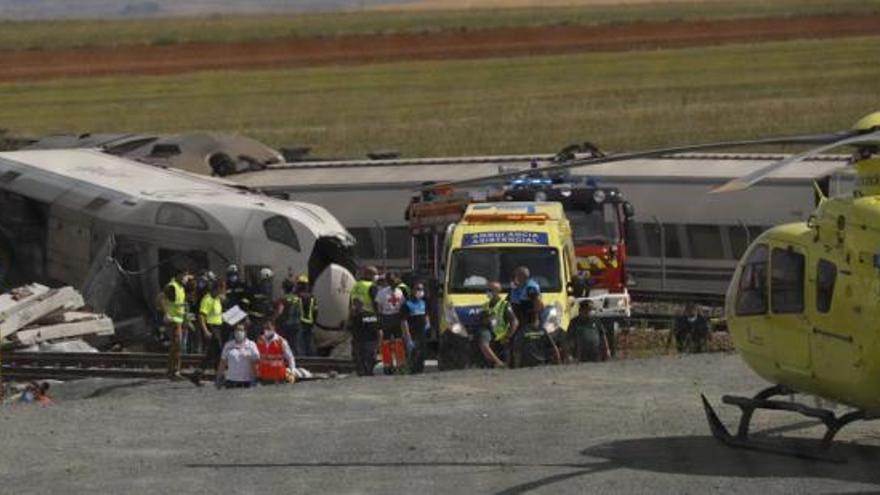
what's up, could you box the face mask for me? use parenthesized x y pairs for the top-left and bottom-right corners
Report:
(687, 315), (698, 323)
(264, 330), (275, 340)
(415, 290), (425, 299)
(234, 330), (246, 342)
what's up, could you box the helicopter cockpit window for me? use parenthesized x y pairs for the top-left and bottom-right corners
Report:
(816, 259), (837, 313)
(264, 215), (301, 252)
(735, 244), (768, 316)
(771, 248), (805, 314)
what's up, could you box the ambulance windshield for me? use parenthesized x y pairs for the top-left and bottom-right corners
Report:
(448, 247), (560, 293)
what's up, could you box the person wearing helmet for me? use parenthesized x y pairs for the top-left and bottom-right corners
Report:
(274, 276), (302, 348)
(224, 264), (249, 314)
(247, 267), (275, 334)
(293, 274), (317, 357)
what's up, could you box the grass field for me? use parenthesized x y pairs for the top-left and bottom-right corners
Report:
(0, 0), (878, 52)
(0, 36), (877, 158)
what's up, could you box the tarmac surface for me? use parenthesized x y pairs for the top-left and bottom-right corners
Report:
(2, 14), (879, 81)
(2, 353), (880, 494)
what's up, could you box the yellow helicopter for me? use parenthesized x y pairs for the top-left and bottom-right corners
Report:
(429, 111), (880, 460)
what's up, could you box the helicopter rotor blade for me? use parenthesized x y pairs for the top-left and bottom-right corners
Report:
(421, 132), (849, 191)
(710, 130), (880, 194)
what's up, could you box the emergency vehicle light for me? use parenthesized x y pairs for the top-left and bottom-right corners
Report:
(464, 213), (550, 223)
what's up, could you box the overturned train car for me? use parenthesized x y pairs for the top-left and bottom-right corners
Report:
(0, 149), (356, 340)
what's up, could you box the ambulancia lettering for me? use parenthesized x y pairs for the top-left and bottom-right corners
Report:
(462, 231), (549, 246)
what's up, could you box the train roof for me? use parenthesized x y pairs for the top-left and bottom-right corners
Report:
(0, 149), (345, 235)
(231, 153), (851, 191)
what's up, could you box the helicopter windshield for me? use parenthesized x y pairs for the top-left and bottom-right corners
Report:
(566, 203), (621, 245)
(448, 247), (560, 294)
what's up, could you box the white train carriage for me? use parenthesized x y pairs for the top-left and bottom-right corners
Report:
(231, 153), (851, 299)
(0, 149), (357, 335)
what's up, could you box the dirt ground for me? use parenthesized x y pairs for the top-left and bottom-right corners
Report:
(1, 14), (877, 81)
(383, 0), (735, 10)
(2, 354), (880, 494)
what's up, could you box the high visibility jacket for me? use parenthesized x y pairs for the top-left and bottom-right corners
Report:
(199, 293), (223, 326)
(350, 280), (375, 314)
(164, 279), (186, 324)
(300, 294), (316, 326)
(483, 298), (512, 342)
(396, 282), (411, 299)
(279, 294), (302, 326)
(257, 337), (288, 381)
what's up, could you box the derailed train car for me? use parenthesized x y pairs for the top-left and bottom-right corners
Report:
(0, 149), (356, 339)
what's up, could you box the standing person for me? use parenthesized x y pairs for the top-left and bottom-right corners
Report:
(568, 300), (609, 362)
(508, 266), (559, 367)
(255, 320), (297, 385)
(218, 324), (260, 388)
(483, 281), (518, 366)
(163, 268), (189, 381)
(191, 281), (225, 387)
(275, 277), (302, 347)
(246, 267), (274, 340)
(671, 303), (710, 353)
(294, 275), (317, 357)
(400, 282), (430, 374)
(348, 299), (380, 376)
(224, 264), (249, 312)
(375, 273), (407, 374)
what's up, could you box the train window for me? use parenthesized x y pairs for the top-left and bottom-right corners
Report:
(735, 244), (769, 316)
(348, 228), (376, 259)
(641, 222), (683, 258)
(771, 248), (805, 314)
(624, 222), (641, 256)
(155, 204), (208, 230)
(816, 259), (837, 313)
(263, 216), (300, 252)
(686, 225), (725, 260)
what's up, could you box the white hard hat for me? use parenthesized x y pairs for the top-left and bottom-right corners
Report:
(226, 264), (239, 274)
(259, 267), (274, 280)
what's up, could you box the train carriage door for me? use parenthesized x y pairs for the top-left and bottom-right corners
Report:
(768, 242), (811, 374)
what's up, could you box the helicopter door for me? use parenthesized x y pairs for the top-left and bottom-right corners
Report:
(768, 244), (811, 374)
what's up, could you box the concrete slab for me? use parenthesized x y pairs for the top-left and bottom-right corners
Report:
(0, 286), (84, 339)
(13, 316), (114, 346)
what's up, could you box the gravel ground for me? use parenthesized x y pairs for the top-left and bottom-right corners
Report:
(2, 353), (879, 494)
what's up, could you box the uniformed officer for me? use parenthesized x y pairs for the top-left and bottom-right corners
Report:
(482, 281), (518, 367)
(401, 282), (430, 374)
(567, 299), (608, 362)
(294, 275), (317, 357)
(275, 277), (302, 346)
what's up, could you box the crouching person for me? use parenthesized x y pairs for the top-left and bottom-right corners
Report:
(218, 324), (260, 388)
(256, 320), (298, 385)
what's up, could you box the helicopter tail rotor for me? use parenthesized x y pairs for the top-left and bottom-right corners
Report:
(700, 386), (872, 463)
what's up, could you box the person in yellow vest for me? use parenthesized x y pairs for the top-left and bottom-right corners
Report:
(191, 280), (226, 387)
(294, 274), (317, 356)
(477, 281), (518, 368)
(163, 268), (190, 381)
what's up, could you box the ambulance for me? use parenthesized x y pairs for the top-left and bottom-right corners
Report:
(438, 202), (578, 368)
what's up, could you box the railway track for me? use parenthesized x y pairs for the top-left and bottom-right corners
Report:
(0, 352), (354, 382)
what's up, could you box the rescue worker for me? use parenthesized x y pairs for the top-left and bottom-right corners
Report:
(400, 282), (430, 374)
(224, 264), (248, 311)
(568, 299), (609, 362)
(247, 268), (275, 337)
(388, 272), (410, 300)
(348, 298), (380, 376)
(275, 277), (302, 346)
(350, 266), (379, 314)
(670, 302), (710, 353)
(255, 320), (297, 385)
(218, 324), (260, 388)
(482, 281), (518, 367)
(508, 266), (560, 367)
(163, 267), (189, 380)
(375, 272), (407, 374)
(294, 274), (317, 357)
(191, 281), (225, 387)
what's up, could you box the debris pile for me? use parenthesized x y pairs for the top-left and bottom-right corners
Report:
(0, 284), (114, 350)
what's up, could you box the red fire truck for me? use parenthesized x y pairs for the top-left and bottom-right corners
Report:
(406, 170), (634, 319)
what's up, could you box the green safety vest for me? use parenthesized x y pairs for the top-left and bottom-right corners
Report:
(165, 279), (186, 324)
(199, 293), (223, 326)
(397, 282), (410, 299)
(301, 295), (316, 325)
(351, 280), (375, 314)
(484, 298), (511, 342)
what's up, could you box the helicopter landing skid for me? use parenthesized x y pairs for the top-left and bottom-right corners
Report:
(701, 386), (868, 463)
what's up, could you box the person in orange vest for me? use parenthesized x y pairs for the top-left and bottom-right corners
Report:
(255, 320), (297, 384)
